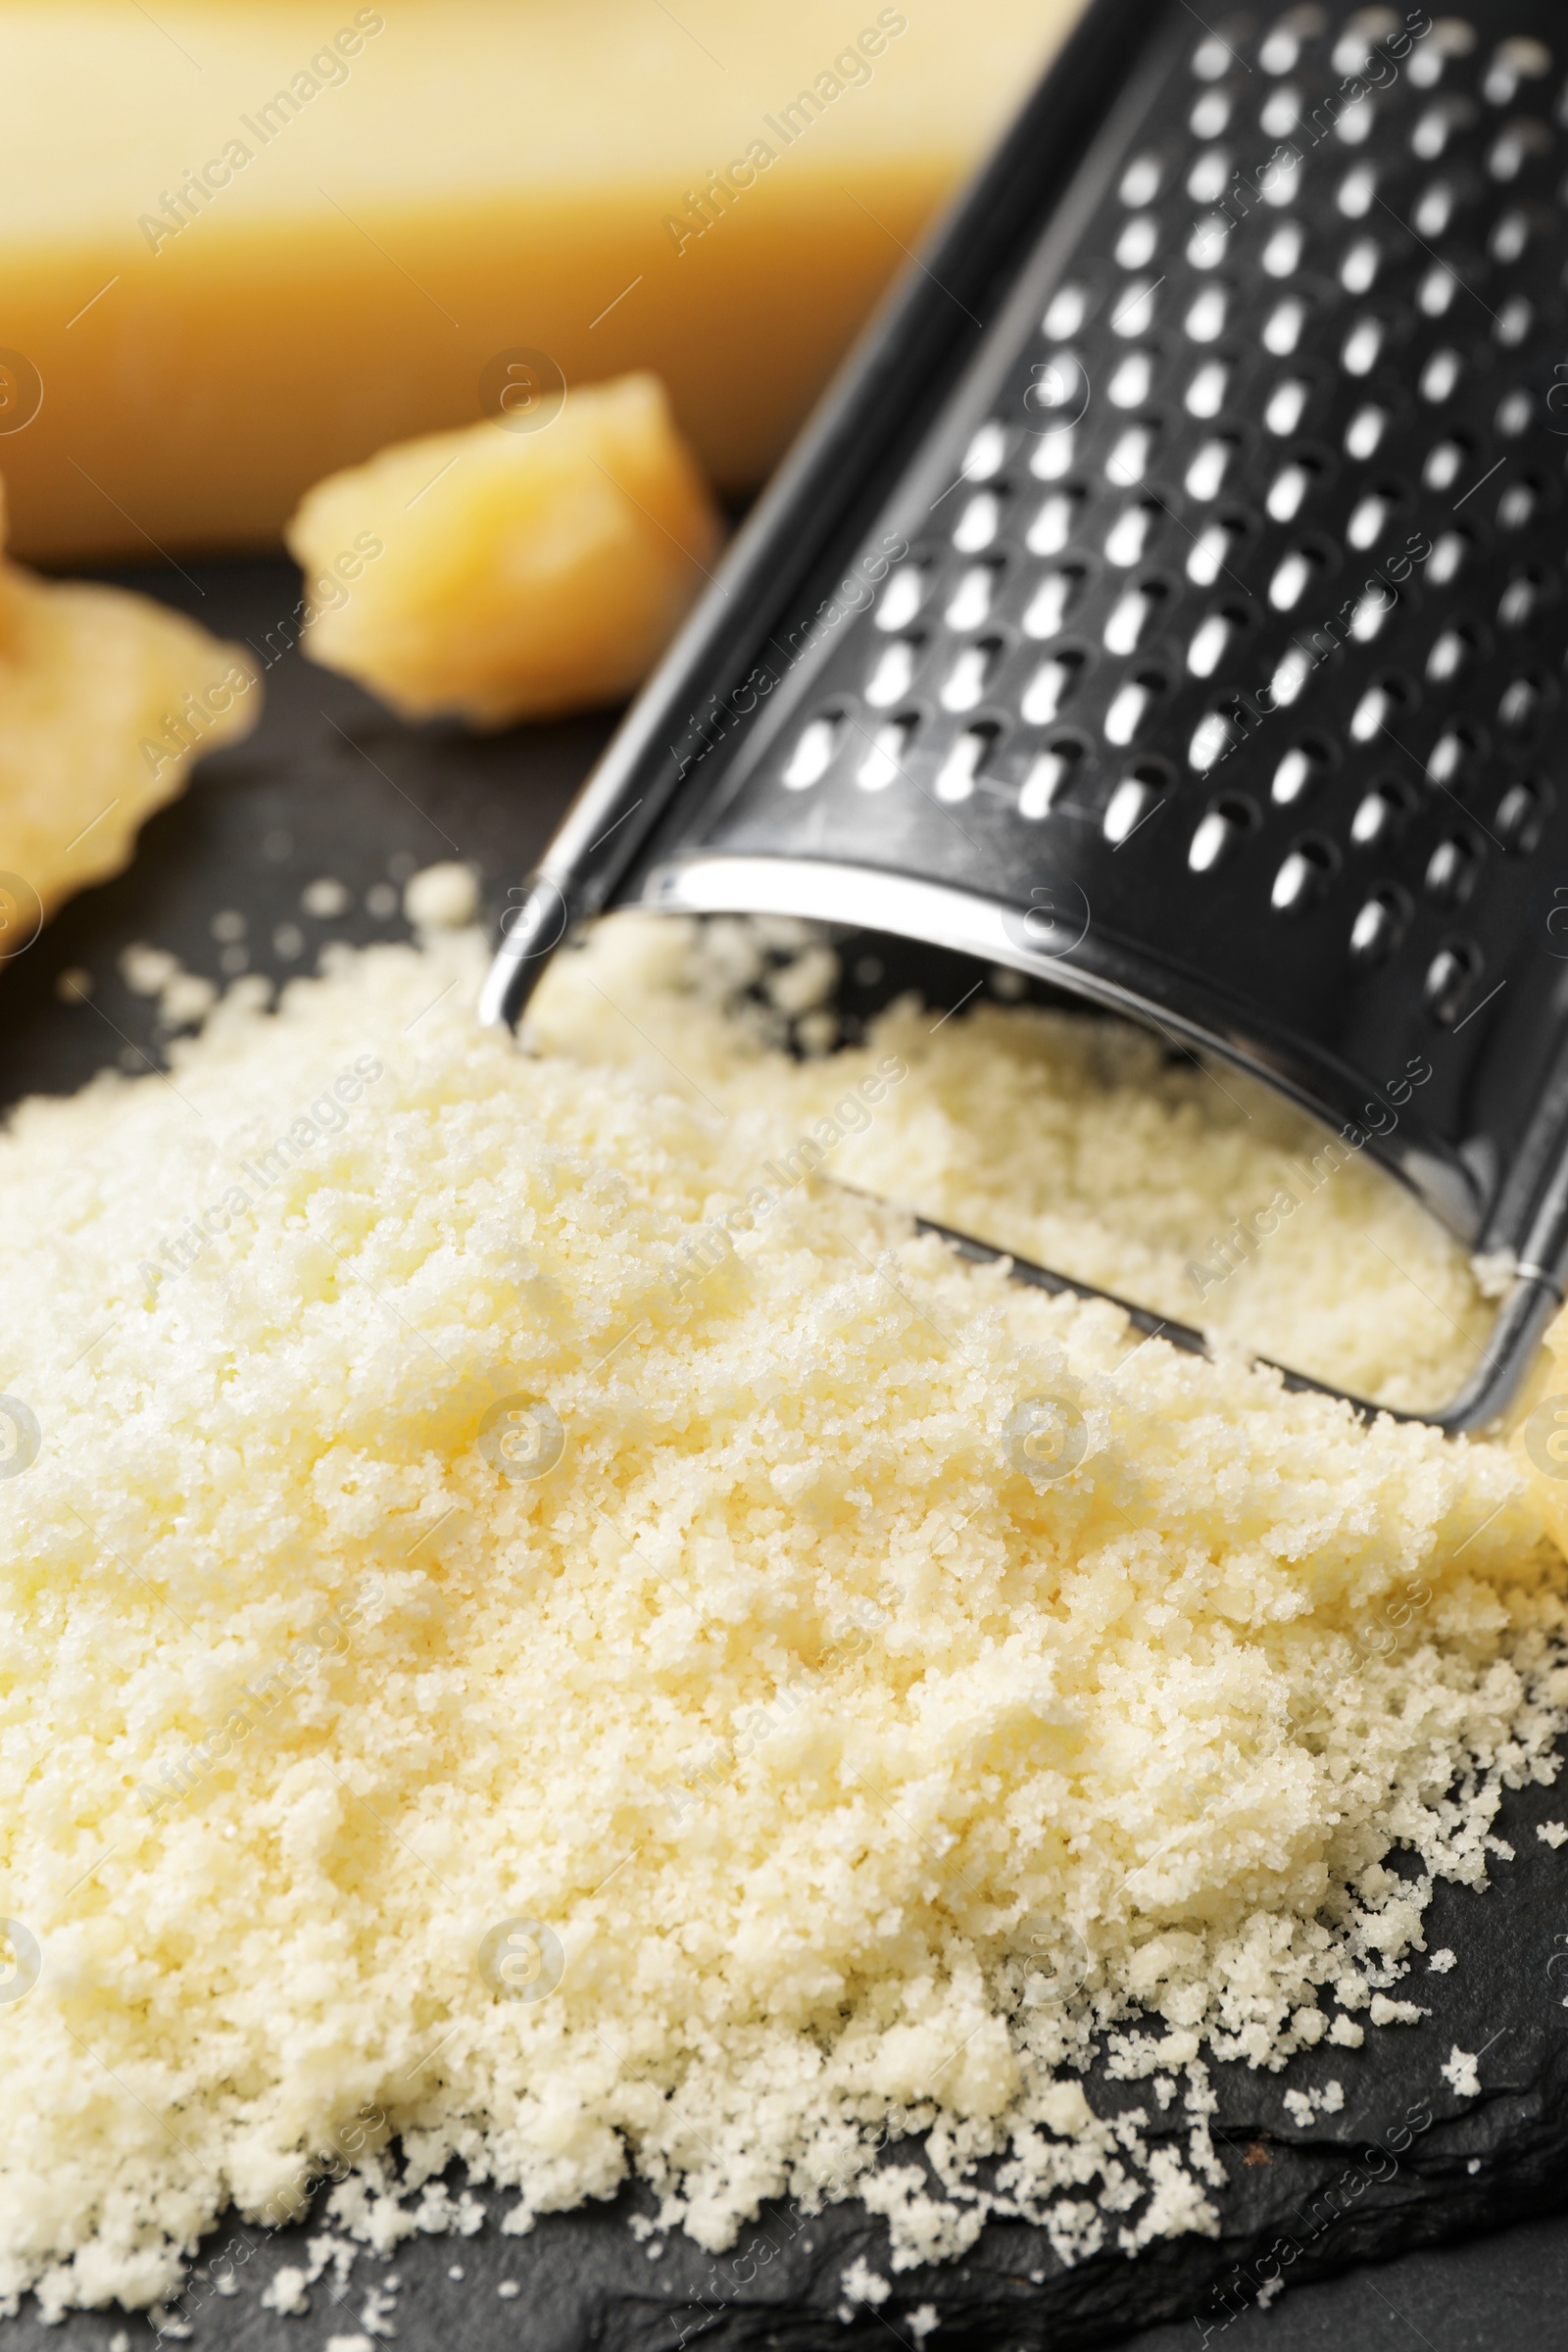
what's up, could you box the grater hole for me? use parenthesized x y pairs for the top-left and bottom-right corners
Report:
(1332, 10), (1399, 76)
(1261, 149), (1304, 208)
(1029, 430), (1078, 483)
(1337, 97), (1379, 148)
(1269, 544), (1324, 610)
(856, 713), (918, 795)
(954, 489), (1004, 553)
(1108, 350), (1155, 409)
(1186, 359), (1231, 417)
(782, 712), (842, 790)
(1496, 388), (1534, 437)
(1423, 435), (1470, 491)
(1188, 794), (1259, 872)
(1338, 163), (1379, 217)
(1191, 35), (1232, 81)
(1018, 738), (1083, 818)
(1188, 604), (1248, 676)
(1427, 723), (1484, 789)
(1349, 887), (1410, 962)
(1262, 225), (1306, 284)
(1102, 766), (1167, 844)
(1407, 17), (1476, 88)
(1104, 497), (1160, 564)
(1191, 88), (1233, 139)
(1187, 515), (1246, 587)
(865, 635), (923, 709)
(1489, 119), (1553, 180)
(1265, 377), (1312, 436)
(1186, 435), (1240, 499)
(1497, 571), (1544, 630)
(1426, 625), (1478, 685)
(1116, 215), (1159, 270)
(1271, 834), (1339, 912)
(1484, 36), (1552, 107)
(1188, 148), (1234, 206)
(1103, 671), (1165, 747)
(940, 637), (1003, 713)
(1345, 403), (1390, 460)
(1350, 776), (1416, 844)
(1111, 277), (1160, 336)
(1497, 479), (1540, 531)
(1494, 296), (1534, 348)
(1340, 235), (1382, 293)
(1264, 295), (1310, 355)
(1026, 488), (1083, 558)
(1490, 207), (1532, 262)
(1496, 778), (1548, 851)
(1269, 644), (1315, 709)
(1185, 284), (1231, 343)
(1261, 84), (1304, 139)
(1104, 579), (1168, 656)
(1347, 484), (1401, 551)
(1189, 214), (1234, 269)
(1498, 675), (1545, 739)
(959, 420), (1008, 482)
(1427, 529), (1473, 586)
(1418, 263), (1460, 317)
(1105, 424), (1157, 486)
(945, 561), (1003, 632)
(1266, 458), (1321, 524)
(1021, 649), (1086, 725)
(1425, 833), (1482, 906)
(1412, 96), (1478, 159)
(1413, 180), (1457, 237)
(1350, 674), (1410, 744)
(1190, 698), (1253, 771)
(1042, 283), (1089, 339)
(876, 561), (929, 633)
(1021, 565), (1085, 638)
(1273, 742), (1330, 804)
(1119, 153), (1162, 206)
(1342, 315), (1387, 375)
(1259, 7), (1327, 77)
(1419, 347), (1463, 403)
(1349, 585), (1395, 642)
(1424, 940), (1482, 1024)
(936, 721), (1002, 803)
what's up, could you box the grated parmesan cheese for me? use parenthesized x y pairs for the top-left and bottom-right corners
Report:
(0, 912), (1561, 2315)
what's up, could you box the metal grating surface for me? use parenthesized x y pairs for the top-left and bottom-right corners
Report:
(654, 3), (1568, 1255)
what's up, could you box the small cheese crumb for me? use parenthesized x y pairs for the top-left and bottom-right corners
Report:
(1442, 2046), (1482, 2098)
(54, 965), (92, 1004)
(261, 2266), (310, 2316)
(160, 969), (218, 1029)
(1370, 1995), (1427, 2026)
(905, 2310), (941, 2344)
(1328, 2017), (1365, 2048)
(1428, 1948), (1457, 1973)
(840, 2257), (891, 2306)
(326, 2338), (375, 2352)
(1537, 1821), (1568, 1848)
(119, 940), (178, 996)
(403, 859), (479, 931)
(497, 2280), (519, 2298)
(303, 877), (352, 918)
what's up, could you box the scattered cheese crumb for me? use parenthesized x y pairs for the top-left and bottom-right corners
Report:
(160, 969), (218, 1029)
(1442, 2047), (1482, 2098)
(1370, 1995), (1427, 2027)
(260, 2266), (310, 2316)
(497, 2279), (519, 2298)
(303, 878), (352, 919)
(403, 861), (478, 932)
(118, 940), (178, 996)
(905, 2309), (941, 2343)
(1328, 2017), (1365, 2048)
(840, 2257), (891, 2306)
(325, 2337), (374, 2352)
(1428, 1948), (1457, 1973)
(1537, 1821), (1568, 1848)
(54, 965), (91, 1004)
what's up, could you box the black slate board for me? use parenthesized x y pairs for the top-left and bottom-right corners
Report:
(6, 559), (1568, 2352)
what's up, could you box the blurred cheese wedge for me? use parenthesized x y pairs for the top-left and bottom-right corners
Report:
(0, 0), (1081, 563)
(0, 482), (259, 936)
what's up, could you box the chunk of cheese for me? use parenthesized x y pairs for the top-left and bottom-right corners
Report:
(0, 0), (1081, 562)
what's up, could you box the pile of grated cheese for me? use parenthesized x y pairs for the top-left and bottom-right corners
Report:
(0, 908), (1563, 2317)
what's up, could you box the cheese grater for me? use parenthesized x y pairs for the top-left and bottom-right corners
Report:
(483, 0), (1568, 1435)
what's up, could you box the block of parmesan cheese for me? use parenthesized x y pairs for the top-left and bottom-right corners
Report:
(0, 0), (1081, 562)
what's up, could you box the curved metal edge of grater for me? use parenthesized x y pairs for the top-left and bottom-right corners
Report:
(483, 0), (1568, 1437)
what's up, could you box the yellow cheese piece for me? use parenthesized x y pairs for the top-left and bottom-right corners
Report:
(0, 0), (1082, 564)
(286, 374), (722, 724)
(0, 482), (259, 932)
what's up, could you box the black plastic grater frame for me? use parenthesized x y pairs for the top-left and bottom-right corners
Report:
(483, 0), (1568, 1435)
